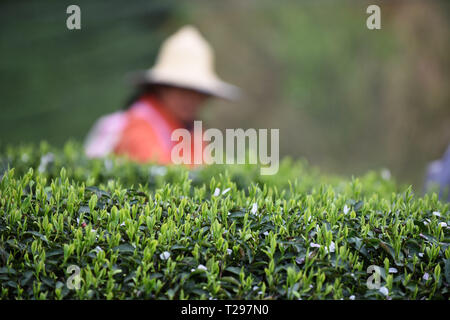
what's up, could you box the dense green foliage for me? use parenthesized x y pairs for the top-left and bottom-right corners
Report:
(0, 142), (449, 299)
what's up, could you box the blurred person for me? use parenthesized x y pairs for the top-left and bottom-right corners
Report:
(84, 25), (239, 164)
(424, 144), (450, 202)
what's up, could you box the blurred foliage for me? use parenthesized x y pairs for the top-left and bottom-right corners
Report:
(0, 0), (449, 189)
(0, 0), (178, 144)
(0, 140), (403, 197)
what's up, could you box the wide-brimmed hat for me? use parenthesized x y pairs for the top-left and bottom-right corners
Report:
(127, 25), (240, 101)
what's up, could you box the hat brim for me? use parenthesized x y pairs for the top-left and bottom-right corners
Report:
(126, 70), (241, 101)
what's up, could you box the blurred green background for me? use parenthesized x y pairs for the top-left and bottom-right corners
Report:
(0, 0), (449, 190)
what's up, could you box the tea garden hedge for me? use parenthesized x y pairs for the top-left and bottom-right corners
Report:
(0, 141), (449, 300)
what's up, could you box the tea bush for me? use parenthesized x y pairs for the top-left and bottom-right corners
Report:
(0, 141), (449, 299)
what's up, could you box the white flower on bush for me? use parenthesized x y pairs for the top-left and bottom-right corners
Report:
(222, 188), (231, 195)
(381, 168), (391, 180)
(388, 268), (398, 274)
(263, 231), (269, 236)
(150, 166), (167, 177)
(343, 205), (350, 214)
(38, 152), (54, 173)
(295, 257), (305, 265)
(418, 253), (424, 258)
(349, 295), (355, 300)
(160, 251), (170, 260)
(94, 246), (103, 254)
(310, 243), (321, 248)
(251, 203), (258, 215)
(21, 153), (29, 163)
(213, 188), (220, 197)
(191, 264), (207, 272)
(325, 241), (335, 253)
(379, 286), (389, 296)
(432, 211), (441, 217)
(423, 272), (430, 281)
(104, 159), (113, 172)
(226, 249), (232, 255)
(439, 222), (447, 228)
(198, 264), (207, 271)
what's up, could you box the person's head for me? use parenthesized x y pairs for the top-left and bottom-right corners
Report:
(126, 25), (240, 113)
(154, 85), (209, 124)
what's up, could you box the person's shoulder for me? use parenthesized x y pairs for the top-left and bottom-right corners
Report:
(84, 111), (128, 158)
(95, 111), (127, 128)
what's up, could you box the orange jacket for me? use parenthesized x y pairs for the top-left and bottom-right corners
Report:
(114, 95), (204, 165)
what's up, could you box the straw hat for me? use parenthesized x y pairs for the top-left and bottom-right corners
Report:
(128, 25), (240, 100)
